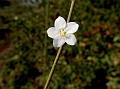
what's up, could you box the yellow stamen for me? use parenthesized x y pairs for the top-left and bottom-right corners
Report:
(59, 29), (66, 37)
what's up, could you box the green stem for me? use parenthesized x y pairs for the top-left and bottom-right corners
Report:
(43, 0), (75, 89)
(67, 0), (75, 23)
(43, 46), (62, 89)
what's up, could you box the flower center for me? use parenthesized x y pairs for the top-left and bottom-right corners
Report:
(59, 29), (66, 37)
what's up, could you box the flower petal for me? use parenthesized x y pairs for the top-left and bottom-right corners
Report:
(65, 34), (76, 45)
(47, 27), (59, 38)
(53, 38), (65, 47)
(65, 22), (79, 34)
(54, 16), (66, 30)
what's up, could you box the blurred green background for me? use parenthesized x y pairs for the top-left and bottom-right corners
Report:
(0, 0), (120, 89)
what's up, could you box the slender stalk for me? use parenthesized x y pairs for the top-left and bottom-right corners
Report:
(44, 46), (62, 89)
(44, 0), (76, 89)
(67, 0), (75, 23)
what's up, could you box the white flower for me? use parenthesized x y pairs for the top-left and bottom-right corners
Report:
(47, 16), (79, 47)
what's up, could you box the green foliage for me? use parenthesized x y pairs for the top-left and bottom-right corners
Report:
(0, 0), (120, 89)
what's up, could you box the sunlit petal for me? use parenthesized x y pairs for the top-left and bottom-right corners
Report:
(65, 34), (76, 45)
(65, 22), (79, 34)
(54, 16), (66, 30)
(53, 38), (65, 47)
(47, 27), (59, 38)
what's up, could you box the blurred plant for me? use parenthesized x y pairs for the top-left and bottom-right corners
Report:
(0, 0), (120, 89)
(17, 0), (42, 6)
